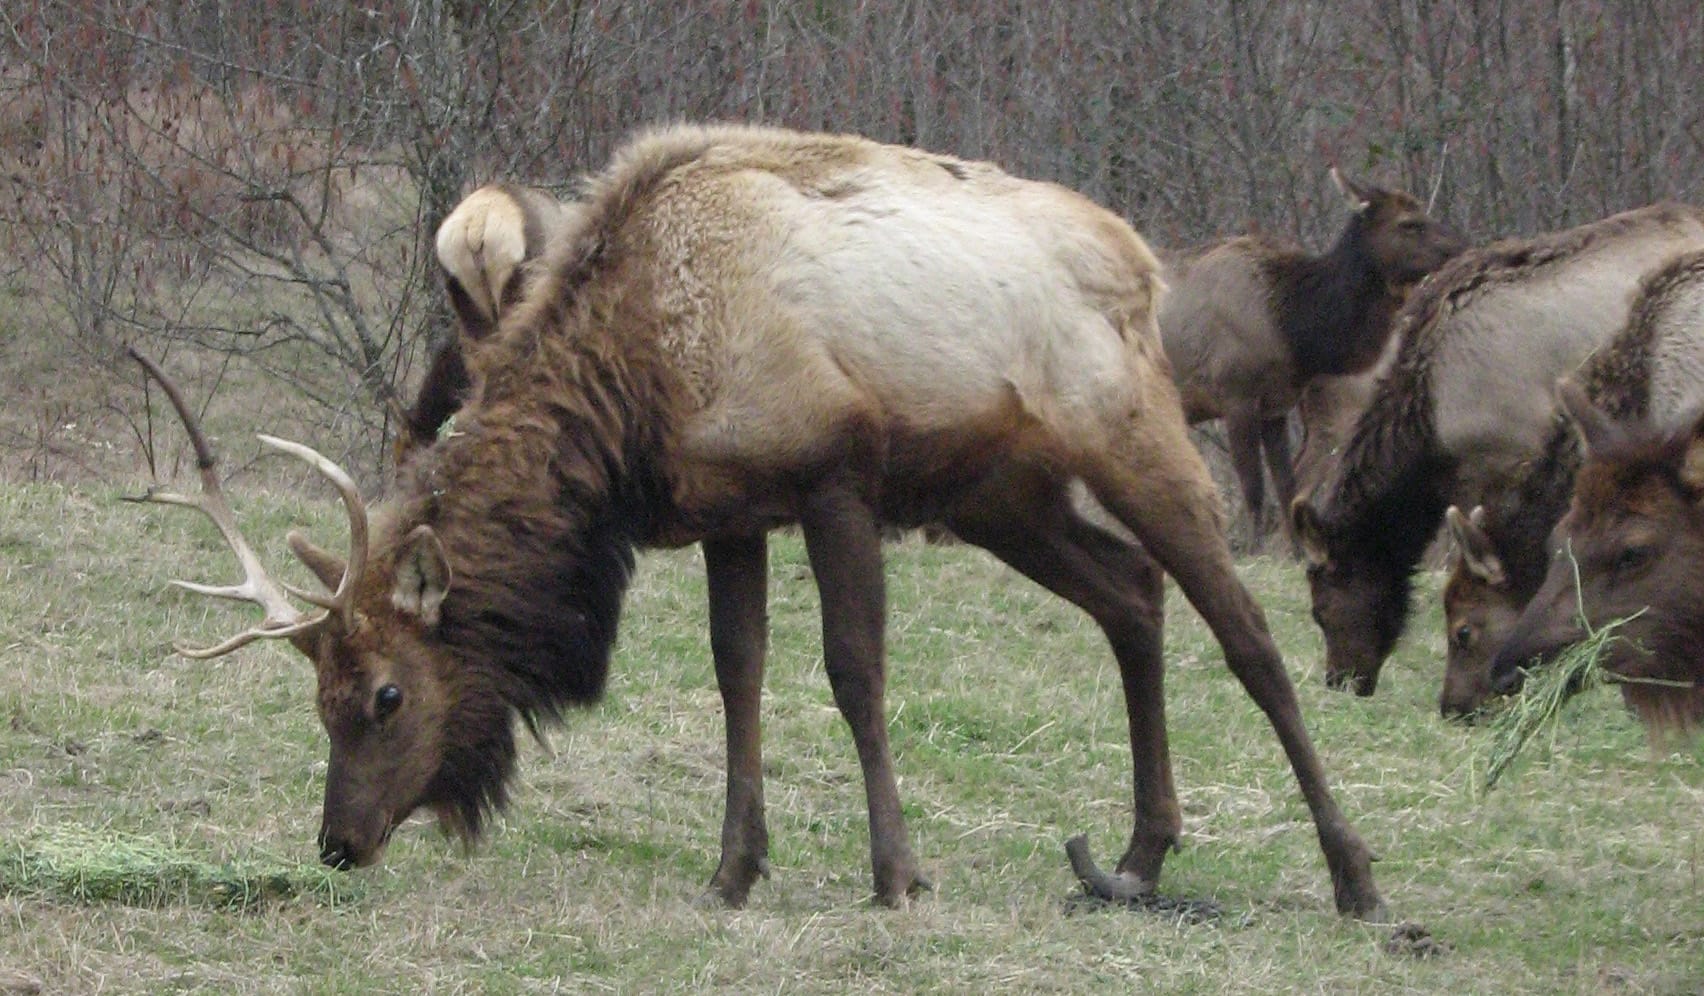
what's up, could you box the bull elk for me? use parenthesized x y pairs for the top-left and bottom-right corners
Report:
(1293, 202), (1704, 696)
(1160, 170), (1464, 540)
(133, 123), (1384, 918)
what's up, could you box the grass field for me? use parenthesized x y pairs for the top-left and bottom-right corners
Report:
(2, 479), (1702, 994)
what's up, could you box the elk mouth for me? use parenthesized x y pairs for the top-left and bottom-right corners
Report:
(318, 811), (398, 871)
(1324, 664), (1378, 697)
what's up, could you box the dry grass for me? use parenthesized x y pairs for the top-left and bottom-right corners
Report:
(3, 481), (1703, 994)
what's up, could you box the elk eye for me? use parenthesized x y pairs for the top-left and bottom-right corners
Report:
(1453, 625), (1474, 648)
(1614, 546), (1652, 573)
(374, 684), (403, 720)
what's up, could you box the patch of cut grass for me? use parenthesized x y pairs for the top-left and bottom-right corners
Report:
(0, 825), (358, 909)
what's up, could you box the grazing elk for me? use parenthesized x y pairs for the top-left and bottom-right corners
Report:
(399, 184), (579, 457)
(132, 125), (1385, 917)
(1488, 382), (1704, 731)
(1441, 250), (1704, 716)
(1292, 203), (1704, 695)
(1160, 170), (1464, 538)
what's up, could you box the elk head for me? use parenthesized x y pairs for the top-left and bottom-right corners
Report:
(1438, 505), (1521, 718)
(129, 350), (472, 870)
(1330, 166), (1467, 289)
(1293, 497), (1411, 696)
(1489, 380), (1704, 729)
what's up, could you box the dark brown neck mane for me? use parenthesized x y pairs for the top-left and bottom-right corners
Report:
(388, 319), (681, 833)
(1266, 216), (1402, 381)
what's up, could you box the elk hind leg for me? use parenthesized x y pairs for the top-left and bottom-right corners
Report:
(1080, 427), (1387, 920)
(948, 472), (1179, 896)
(1260, 413), (1298, 526)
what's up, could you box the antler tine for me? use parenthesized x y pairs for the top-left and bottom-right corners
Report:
(170, 614), (328, 660)
(256, 434), (369, 631)
(127, 348), (324, 656)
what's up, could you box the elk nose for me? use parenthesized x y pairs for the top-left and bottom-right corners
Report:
(319, 838), (356, 871)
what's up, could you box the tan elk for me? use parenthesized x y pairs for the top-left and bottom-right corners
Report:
(399, 184), (580, 457)
(1293, 203), (1704, 695)
(1160, 170), (1464, 538)
(133, 123), (1384, 917)
(1441, 250), (1704, 716)
(1488, 381), (1704, 731)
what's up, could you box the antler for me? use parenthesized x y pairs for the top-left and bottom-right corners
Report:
(126, 348), (369, 658)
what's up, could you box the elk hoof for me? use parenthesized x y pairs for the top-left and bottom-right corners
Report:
(703, 854), (771, 908)
(873, 869), (933, 908)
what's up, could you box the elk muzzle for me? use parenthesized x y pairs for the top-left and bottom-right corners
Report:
(317, 755), (401, 871)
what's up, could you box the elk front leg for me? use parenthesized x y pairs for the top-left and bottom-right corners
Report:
(1259, 413), (1297, 523)
(1225, 403), (1271, 538)
(799, 484), (928, 906)
(703, 533), (772, 907)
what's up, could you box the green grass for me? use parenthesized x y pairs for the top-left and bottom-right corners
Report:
(3, 481), (1703, 994)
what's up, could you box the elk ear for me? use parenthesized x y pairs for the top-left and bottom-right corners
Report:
(288, 530), (347, 592)
(1664, 400), (1704, 498)
(1291, 499), (1331, 567)
(1330, 166), (1370, 213)
(1445, 505), (1506, 587)
(393, 526), (451, 628)
(1557, 377), (1625, 457)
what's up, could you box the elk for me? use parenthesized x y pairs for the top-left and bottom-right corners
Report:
(1160, 170), (1464, 538)
(1488, 381), (1704, 732)
(399, 184), (579, 457)
(134, 123), (1384, 918)
(1292, 203), (1704, 695)
(1440, 250), (1704, 716)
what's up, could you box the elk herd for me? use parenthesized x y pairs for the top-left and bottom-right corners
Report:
(126, 123), (1704, 920)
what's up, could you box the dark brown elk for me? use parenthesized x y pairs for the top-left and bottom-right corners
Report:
(132, 125), (1385, 917)
(1292, 203), (1704, 695)
(1440, 250), (1704, 716)
(1488, 381), (1704, 731)
(399, 184), (578, 458)
(1160, 170), (1464, 538)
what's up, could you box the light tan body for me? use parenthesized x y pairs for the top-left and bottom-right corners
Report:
(1162, 241), (1295, 423)
(1425, 211), (1704, 505)
(497, 127), (1181, 538)
(436, 184), (580, 341)
(143, 124), (1386, 919)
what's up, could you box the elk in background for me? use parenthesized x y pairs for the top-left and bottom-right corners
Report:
(398, 184), (579, 459)
(1441, 250), (1704, 717)
(1293, 203), (1704, 695)
(1160, 169), (1464, 541)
